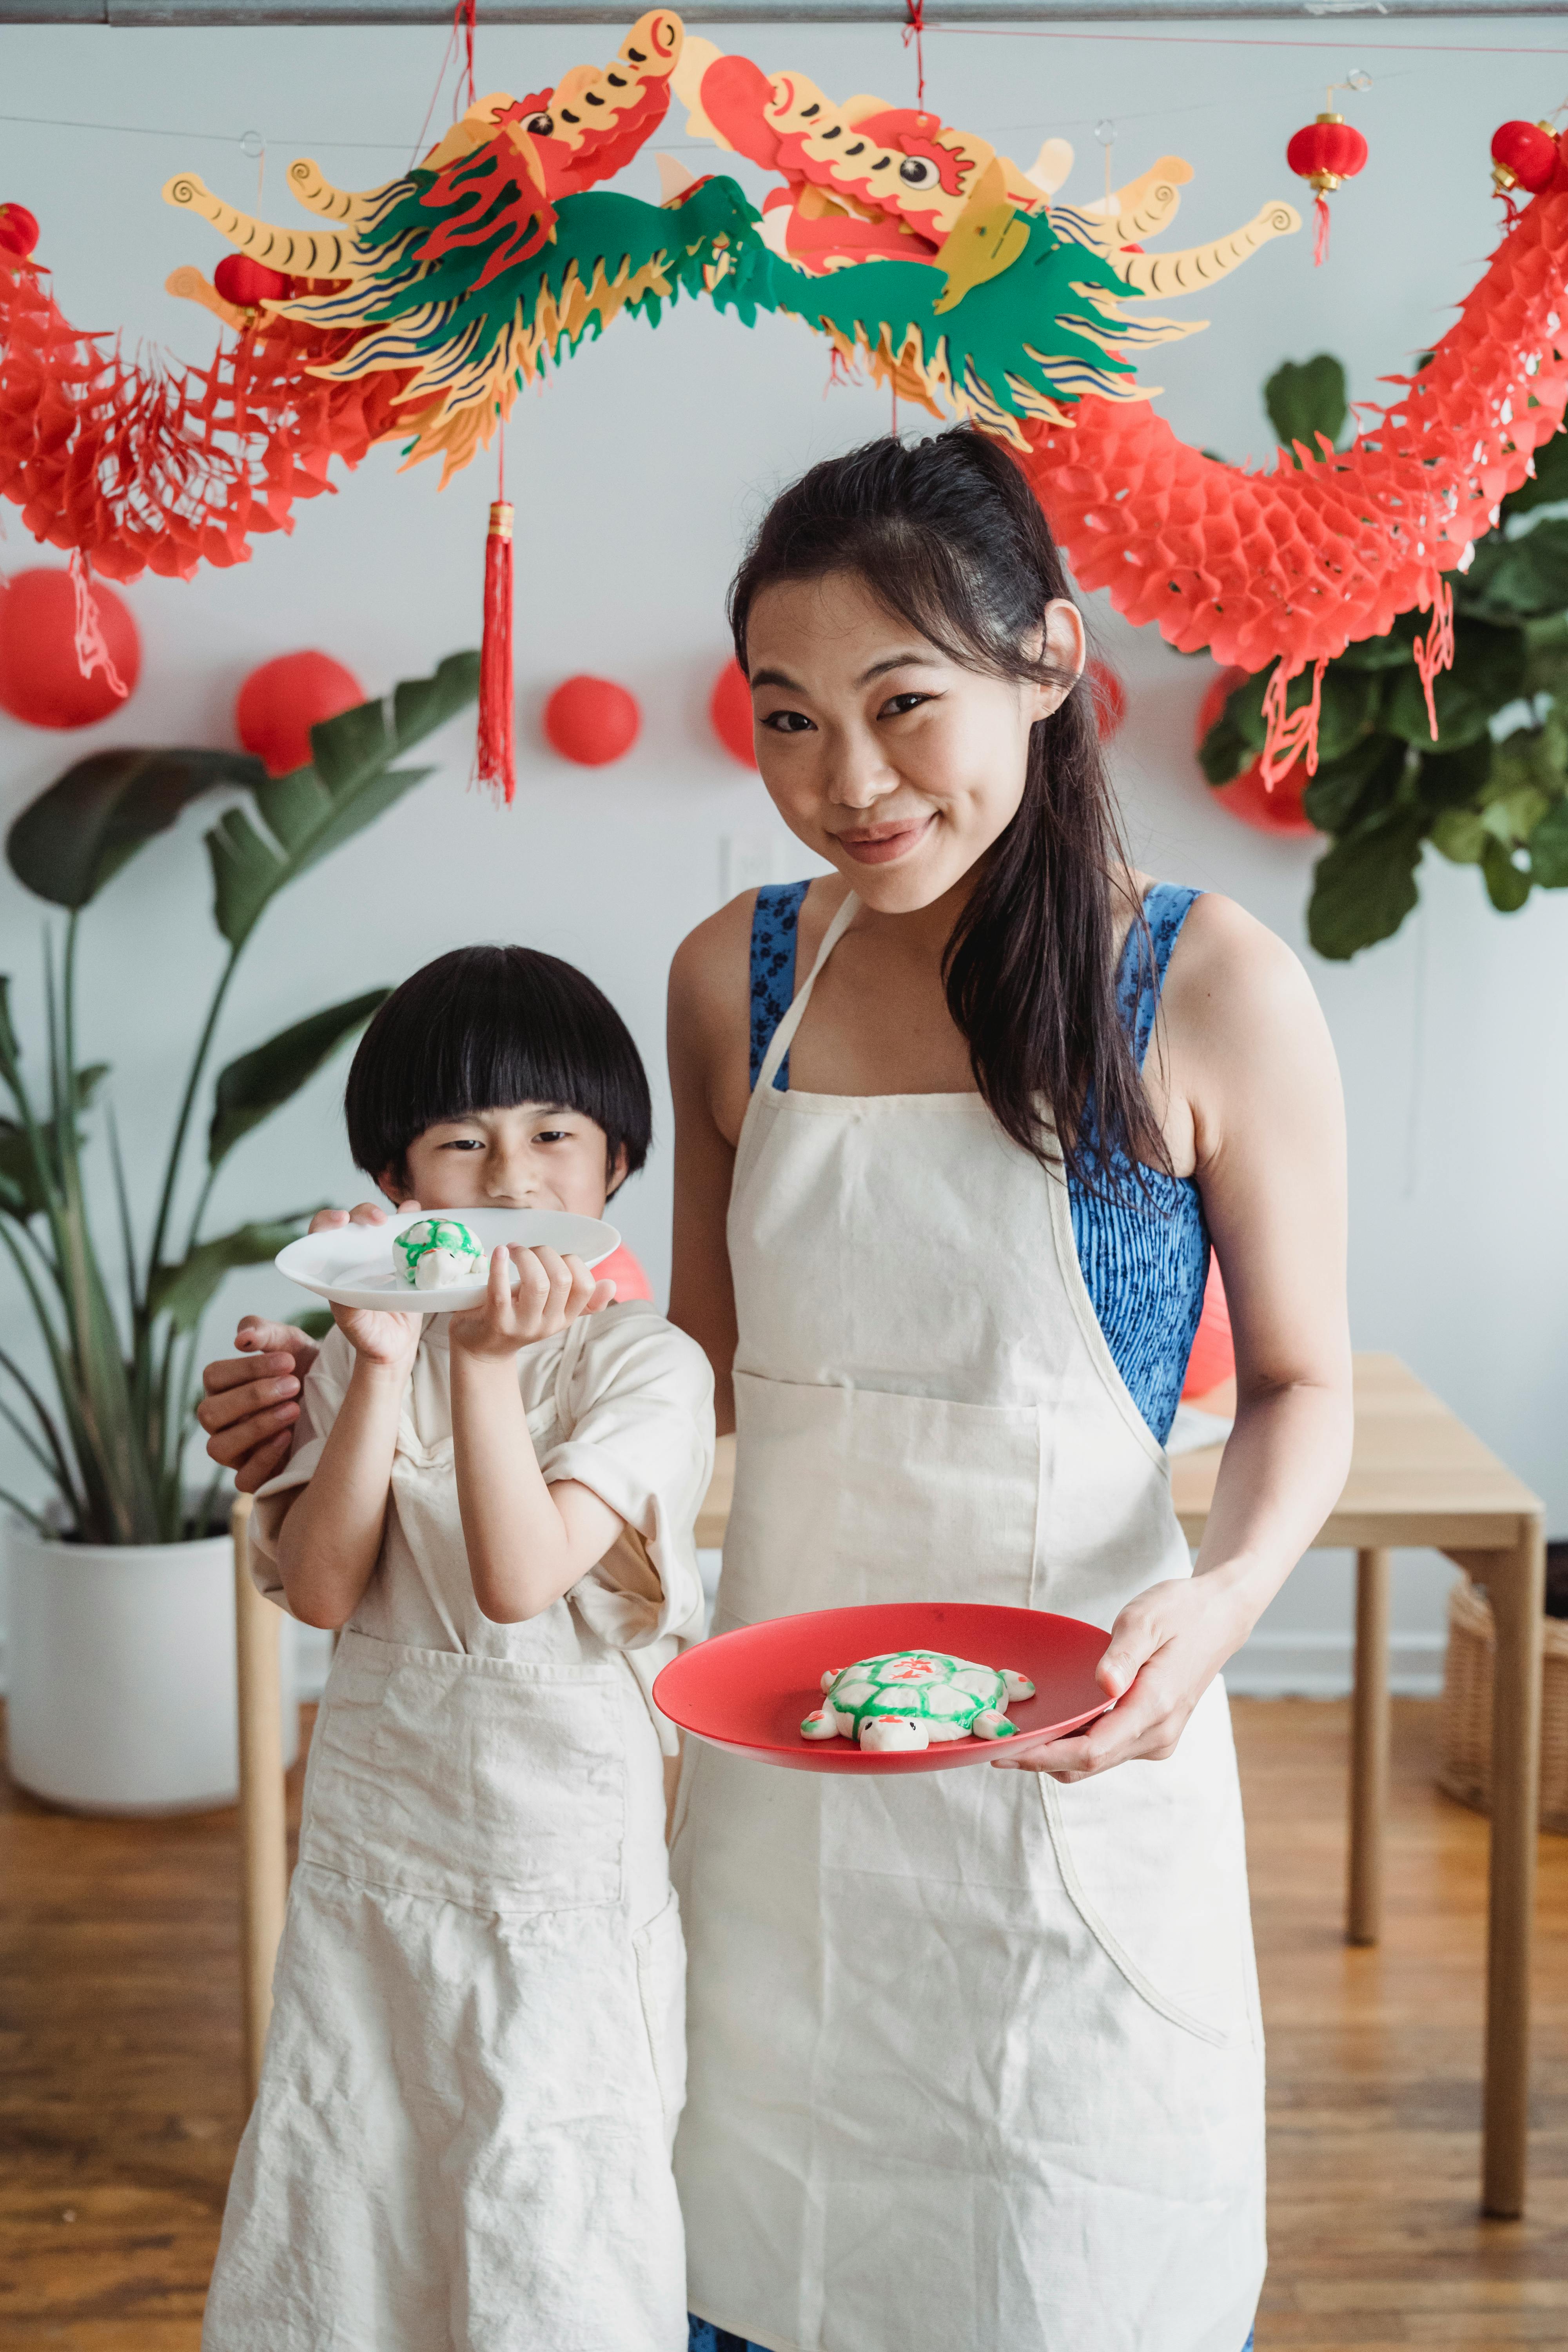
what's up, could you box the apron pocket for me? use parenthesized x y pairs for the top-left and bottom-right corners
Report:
(1039, 1679), (1255, 2047)
(632, 1890), (688, 2140)
(302, 1631), (626, 1914)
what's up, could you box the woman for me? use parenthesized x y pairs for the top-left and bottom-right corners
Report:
(202, 430), (1350, 2352)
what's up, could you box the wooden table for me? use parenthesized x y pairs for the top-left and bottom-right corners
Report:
(688, 1353), (1547, 2216)
(234, 1356), (1545, 2214)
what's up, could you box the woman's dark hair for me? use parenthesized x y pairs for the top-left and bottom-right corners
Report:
(729, 426), (1165, 1188)
(345, 945), (652, 1191)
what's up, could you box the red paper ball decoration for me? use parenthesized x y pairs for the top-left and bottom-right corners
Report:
(1286, 113), (1368, 265)
(1181, 1258), (1235, 1403)
(1086, 659), (1127, 740)
(0, 568), (140, 729)
(213, 254), (291, 310)
(236, 650), (365, 777)
(710, 657), (757, 769)
(0, 202), (40, 260)
(1196, 666), (1315, 838)
(543, 674), (642, 767)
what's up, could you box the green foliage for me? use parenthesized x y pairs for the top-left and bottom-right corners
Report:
(0, 656), (477, 1542)
(1199, 363), (1568, 957)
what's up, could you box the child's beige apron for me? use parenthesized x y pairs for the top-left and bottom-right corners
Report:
(672, 893), (1265, 2352)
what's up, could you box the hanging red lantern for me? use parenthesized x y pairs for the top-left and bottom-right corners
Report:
(236, 650), (365, 777)
(1286, 113), (1368, 266)
(212, 253), (291, 311)
(1196, 666), (1315, 838)
(1086, 659), (1127, 740)
(0, 202), (40, 261)
(710, 658), (757, 769)
(0, 568), (140, 729)
(1489, 120), (1559, 222)
(543, 674), (641, 767)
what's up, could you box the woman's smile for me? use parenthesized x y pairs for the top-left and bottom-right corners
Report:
(832, 812), (937, 864)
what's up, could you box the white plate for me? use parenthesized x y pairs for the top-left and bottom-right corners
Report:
(274, 1208), (621, 1315)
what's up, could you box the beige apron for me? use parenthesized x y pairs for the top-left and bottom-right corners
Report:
(672, 893), (1265, 2352)
(205, 1314), (700, 2352)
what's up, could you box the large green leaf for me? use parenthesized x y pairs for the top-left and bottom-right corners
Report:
(1333, 610), (1421, 674)
(208, 989), (390, 1169)
(1524, 795), (1568, 886)
(1264, 354), (1348, 457)
(1197, 706), (1253, 787)
(1381, 619), (1528, 750)
(1412, 736), (1495, 815)
(1461, 518), (1568, 622)
(1301, 734), (1407, 836)
(6, 750), (265, 910)
(1307, 810), (1426, 960)
(1500, 422), (1568, 520)
(206, 650), (479, 950)
(1481, 837), (1533, 912)
(0, 1063), (108, 1220)
(148, 1216), (315, 1333)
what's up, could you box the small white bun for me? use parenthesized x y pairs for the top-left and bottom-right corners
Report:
(860, 1716), (929, 1754)
(820, 1668), (840, 1694)
(801, 1704), (842, 1741)
(1001, 1670), (1036, 1701)
(971, 1708), (1011, 1740)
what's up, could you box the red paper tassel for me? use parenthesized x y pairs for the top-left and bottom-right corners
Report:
(69, 548), (128, 700)
(1312, 192), (1331, 267)
(477, 499), (515, 805)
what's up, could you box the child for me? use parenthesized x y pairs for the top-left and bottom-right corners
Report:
(204, 946), (713, 2352)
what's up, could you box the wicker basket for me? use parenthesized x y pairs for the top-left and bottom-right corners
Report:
(1437, 1577), (1568, 1835)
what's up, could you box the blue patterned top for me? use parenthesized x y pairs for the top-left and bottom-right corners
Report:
(747, 878), (1208, 1445)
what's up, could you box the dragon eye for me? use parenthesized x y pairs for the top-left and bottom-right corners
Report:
(898, 156), (938, 189)
(526, 113), (554, 135)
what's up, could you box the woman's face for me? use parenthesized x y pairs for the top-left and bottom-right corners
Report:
(744, 571), (1085, 912)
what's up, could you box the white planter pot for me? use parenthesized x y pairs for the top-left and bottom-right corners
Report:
(3, 1518), (298, 1815)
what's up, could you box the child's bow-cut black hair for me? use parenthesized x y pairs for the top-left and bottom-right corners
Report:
(345, 945), (652, 1191)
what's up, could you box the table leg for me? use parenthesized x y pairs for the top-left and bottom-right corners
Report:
(1347, 1546), (1392, 1946)
(1481, 1520), (1546, 2219)
(234, 1499), (288, 2109)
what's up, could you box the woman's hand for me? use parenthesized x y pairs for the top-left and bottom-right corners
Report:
(196, 1199), (416, 1489)
(991, 1570), (1253, 1782)
(449, 1246), (614, 1361)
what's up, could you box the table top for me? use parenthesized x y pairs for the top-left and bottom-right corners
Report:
(694, 1354), (1541, 1557)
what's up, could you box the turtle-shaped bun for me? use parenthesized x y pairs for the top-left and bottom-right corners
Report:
(801, 1650), (1036, 1753)
(394, 1215), (484, 1291)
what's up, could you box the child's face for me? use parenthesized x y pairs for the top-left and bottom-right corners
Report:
(386, 1103), (625, 1218)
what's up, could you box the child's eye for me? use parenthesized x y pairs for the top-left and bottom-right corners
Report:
(439, 1137), (485, 1152)
(760, 708), (815, 735)
(534, 1129), (570, 1144)
(878, 691), (931, 719)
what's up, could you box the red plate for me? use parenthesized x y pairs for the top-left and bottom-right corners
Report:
(653, 1601), (1116, 1775)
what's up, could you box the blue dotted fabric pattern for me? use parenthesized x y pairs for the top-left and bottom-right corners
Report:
(749, 879), (811, 1091)
(746, 878), (1210, 1447)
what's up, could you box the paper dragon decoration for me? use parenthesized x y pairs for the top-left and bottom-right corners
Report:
(4, 7), (1568, 790)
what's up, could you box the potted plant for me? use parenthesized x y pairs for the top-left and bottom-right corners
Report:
(0, 651), (477, 1811)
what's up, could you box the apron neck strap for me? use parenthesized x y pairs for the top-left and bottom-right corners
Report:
(753, 887), (860, 1096)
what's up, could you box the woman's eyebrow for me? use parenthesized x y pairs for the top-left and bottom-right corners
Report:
(858, 651), (938, 684)
(748, 666), (799, 691)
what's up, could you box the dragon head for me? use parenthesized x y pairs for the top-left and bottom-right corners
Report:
(431, 9), (684, 204)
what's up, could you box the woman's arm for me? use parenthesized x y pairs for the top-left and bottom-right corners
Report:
(448, 1246), (622, 1622)
(1000, 894), (1353, 1780)
(665, 900), (753, 1435)
(276, 1307), (421, 1630)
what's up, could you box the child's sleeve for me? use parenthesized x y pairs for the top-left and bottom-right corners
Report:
(245, 1327), (357, 1613)
(541, 1305), (716, 1666)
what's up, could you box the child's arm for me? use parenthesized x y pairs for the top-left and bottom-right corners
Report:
(275, 1305), (421, 1629)
(448, 1245), (619, 1623)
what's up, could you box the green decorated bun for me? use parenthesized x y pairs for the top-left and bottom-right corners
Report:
(800, 1650), (1036, 1754)
(394, 1216), (484, 1291)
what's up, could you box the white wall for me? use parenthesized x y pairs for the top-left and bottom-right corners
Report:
(3, 16), (1563, 1694)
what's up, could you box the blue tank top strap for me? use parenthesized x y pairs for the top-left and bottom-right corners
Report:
(1116, 880), (1203, 1073)
(749, 880), (811, 1091)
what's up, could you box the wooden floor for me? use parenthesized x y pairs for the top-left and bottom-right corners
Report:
(1, 1699), (1563, 2350)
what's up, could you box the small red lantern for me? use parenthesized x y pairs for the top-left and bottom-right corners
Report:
(1086, 659), (1127, 741)
(1286, 113), (1368, 266)
(1196, 666), (1315, 839)
(0, 203), (40, 261)
(213, 254), (291, 311)
(710, 658), (757, 769)
(1490, 120), (1559, 220)
(0, 568), (140, 730)
(543, 675), (641, 767)
(236, 650), (364, 777)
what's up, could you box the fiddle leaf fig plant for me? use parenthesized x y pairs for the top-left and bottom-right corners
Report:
(1200, 356), (1568, 958)
(0, 650), (478, 1544)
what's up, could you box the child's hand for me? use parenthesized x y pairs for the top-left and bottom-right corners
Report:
(449, 1247), (614, 1360)
(330, 1301), (422, 1375)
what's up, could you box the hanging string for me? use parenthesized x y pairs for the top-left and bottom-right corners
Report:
(457, 0), (477, 115)
(903, 0), (927, 111)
